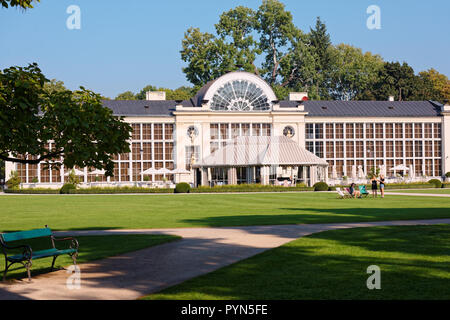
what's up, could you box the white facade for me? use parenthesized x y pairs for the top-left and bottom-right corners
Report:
(4, 71), (450, 188)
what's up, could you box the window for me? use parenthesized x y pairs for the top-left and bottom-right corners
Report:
(154, 124), (163, 140)
(210, 124), (219, 140)
(51, 166), (61, 183)
(434, 141), (441, 157)
(386, 141), (394, 157)
(405, 141), (414, 157)
(425, 159), (433, 176)
(414, 141), (423, 157)
(261, 124), (271, 136)
(252, 123), (261, 136)
(142, 142), (152, 161)
(376, 141), (384, 158)
(165, 124), (174, 140)
(220, 124), (229, 139)
(346, 141), (354, 158)
(434, 159), (441, 177)
(366, 141), (374, 158)
(40, 166), (50, 183)
(315, 124), (323, 139)
(326, 142), (334, 158)
(165, 142), (174, 160)
(306, 141), (314, 153)
(395, 123), (403, 139)
(326, 124), (334, 139)
(210, 142), (219, 154)
(154, 142), (163, 161)
(120, 163), (129, 182)
(211, 79), (271, 111)
(395, 141), (403, 157)
(355, 123), (363, 139)
(231, 124), (240, 138)
(375, 123), (383, 139)
(355, 141), (364, 158)
(315, 141), (323, 158)
(365, 123), (374, 139)
(385, 123), (393, 139)
(405, 123), (413, 139)
(414, 123), (422, 139)
(415, 159), (423, 176)
(131, 124), (140, 140)
(345, 124), (354, 139)
(306, 124), (314, 139)
(424, 123), (432, 138)
(242, 124), (250, 136)
(335, 141), (344, 158)
(335, 124), (344, 139)
(424, 141), (433, 157)
(433, 123), (441, 139)
(142, 124), (152, 140)
(132, 143), (142, 160)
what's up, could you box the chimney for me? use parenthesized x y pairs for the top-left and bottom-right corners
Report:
(388, 96), (395, 102)
(289, 92), (308, 101)
(146, 91), (166, 101)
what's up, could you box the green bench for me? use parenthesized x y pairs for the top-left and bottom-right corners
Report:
(0, 227), (78, 281)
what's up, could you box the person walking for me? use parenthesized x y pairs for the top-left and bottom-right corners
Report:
(371, 175), (378, 198)
(378, 174), (385, 198)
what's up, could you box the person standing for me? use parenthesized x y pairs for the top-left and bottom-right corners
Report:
(371, 176), (378, 198)
(379, 174), (385, 198)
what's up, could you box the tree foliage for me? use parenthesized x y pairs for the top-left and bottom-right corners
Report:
(0, 0), (38, 9)
(179, 1), (449, 103)
(0, 63), (131, 176)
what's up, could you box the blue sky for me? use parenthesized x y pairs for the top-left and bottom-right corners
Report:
(1, 0), (449, 98)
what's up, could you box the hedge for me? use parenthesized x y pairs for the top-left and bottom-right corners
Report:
(190, 184), (313, 193)
(68, 187), (174, 194)
(4, 188), (60, 194)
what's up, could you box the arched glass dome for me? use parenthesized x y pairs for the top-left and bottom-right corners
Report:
(210, 79), (271, 111)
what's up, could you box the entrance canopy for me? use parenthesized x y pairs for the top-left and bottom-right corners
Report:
(194, 136), (328, 168)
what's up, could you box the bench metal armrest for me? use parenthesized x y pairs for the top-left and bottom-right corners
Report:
(1, 243), (33, 260)
(51, 236), (79, 251)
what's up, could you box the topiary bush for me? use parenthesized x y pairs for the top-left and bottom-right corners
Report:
(60, 183), (76, 194)
(313, 182), (328, 192)
(174, 182), (191, 193)
(428, 179), (442, 188)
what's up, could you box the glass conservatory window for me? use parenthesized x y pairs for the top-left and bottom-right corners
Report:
(210, 80), (271, 111)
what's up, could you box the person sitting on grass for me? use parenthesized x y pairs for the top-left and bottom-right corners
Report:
(349, 183), (361, 198)
(371, 175), (378, 198)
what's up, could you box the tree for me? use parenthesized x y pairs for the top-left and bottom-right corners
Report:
(0, 0), (38, 9)
(0, 63), (131, 177)
(115, 91), (137, 100)
(418, 69), (450, 102)
(328, 44), (384, 100)
(370, 61), (418, 101)
(257, 0), (299, 84)
(43, 79), (67, 95)
(0, 159), (4, 181)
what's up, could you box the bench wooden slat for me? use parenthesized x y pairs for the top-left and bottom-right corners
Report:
(1, 228), (52, 242)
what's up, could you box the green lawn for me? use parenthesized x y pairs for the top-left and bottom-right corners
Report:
(144, 225), (450, 300)
(389, 189), (450, 194)
(1, 234), (179, 281)
(1, 193), (450, 232)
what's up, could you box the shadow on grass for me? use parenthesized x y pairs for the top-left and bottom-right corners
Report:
(148, 225), (450, 300)
(181, 207), (450, 228)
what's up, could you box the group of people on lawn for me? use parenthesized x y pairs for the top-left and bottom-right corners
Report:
(348, 175), (385, 199)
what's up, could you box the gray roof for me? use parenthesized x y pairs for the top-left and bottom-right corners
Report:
(103, 99), (443, 117)
(302, 100), (442, 117)
(195, 136), (328, 167)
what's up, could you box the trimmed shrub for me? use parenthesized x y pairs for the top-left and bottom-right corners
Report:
(4, 188), (59, 194)
(428, 179), (442, 188)
(60, 183), (76, 194)
(328, 186), (336, 191)
(174, 182), (191, 193)
(445, 172), (450, 178)
(313, 182), (329, 192)
(6, 171), (21, 190)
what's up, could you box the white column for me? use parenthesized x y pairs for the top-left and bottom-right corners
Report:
(442, 111), (450, 176)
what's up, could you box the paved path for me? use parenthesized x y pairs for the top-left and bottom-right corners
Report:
(1, 218), (449, 300)
(385, 192), (450, 197)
